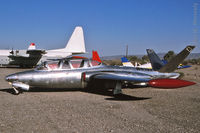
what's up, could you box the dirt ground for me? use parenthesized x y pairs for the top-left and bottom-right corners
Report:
(0, 66), (200, 133)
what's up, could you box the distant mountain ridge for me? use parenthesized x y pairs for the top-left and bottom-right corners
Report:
(101, 53), (200, 60)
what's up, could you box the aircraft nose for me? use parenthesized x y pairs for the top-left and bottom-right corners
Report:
(5, 74), (18, 82)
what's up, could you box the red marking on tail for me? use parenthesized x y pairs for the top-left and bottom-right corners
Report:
(30, 43), (35, 46)
(71, 56), (88, 59)
(92, 50), (101, 63)
(148, 78), (196, 89)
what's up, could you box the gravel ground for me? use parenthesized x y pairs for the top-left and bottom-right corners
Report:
(0, 67), (200, 133)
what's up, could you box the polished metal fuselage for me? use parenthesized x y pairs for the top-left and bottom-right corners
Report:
(6, 64), (180, 89)
(12, 69), (84, 88)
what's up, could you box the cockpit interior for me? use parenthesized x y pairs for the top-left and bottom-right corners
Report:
(36, 59), (102, 71)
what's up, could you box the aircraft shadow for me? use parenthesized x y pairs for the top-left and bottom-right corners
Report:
(30, 88), (80, 92)
(0, 88), (151, 101)
(82, 88), (151, 101)
(105, 94), (150, 101)
(0, 88), (15, 94)
(0, 88), (80, 95)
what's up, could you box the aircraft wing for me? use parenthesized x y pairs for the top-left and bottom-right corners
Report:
(90, 72), (150, 82)
(7, 49), (46, 67)
(26, 49), (46, 55)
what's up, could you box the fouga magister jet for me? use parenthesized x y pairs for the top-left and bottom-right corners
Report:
(5, 47), (195, 95)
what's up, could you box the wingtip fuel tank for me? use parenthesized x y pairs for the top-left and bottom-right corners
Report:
(148, 78), (196, 89)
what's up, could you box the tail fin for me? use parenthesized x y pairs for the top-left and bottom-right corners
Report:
(65, 26), (86, 54)
(159, 45), (195, 73)
(28, 43), (36, 50)
(121, 57), (134, 67)
(92, 50), (102, 62)
(146, 49), (164, 71)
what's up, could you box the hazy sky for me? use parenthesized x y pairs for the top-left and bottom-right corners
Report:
(0, 0), (199, 56)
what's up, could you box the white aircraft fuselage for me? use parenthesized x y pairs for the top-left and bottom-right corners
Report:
(0, 26), (86, 67)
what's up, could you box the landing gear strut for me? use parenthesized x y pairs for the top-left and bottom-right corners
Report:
(12, 87), (20, 95)
(113, 82), (122, 95)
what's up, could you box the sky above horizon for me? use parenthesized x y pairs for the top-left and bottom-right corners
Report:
(0, 0), (199, 56)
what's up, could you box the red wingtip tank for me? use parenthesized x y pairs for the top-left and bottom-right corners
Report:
(148, 78), (196, 89)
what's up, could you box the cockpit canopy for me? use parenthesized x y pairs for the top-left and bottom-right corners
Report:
(36, 59), (102, 70)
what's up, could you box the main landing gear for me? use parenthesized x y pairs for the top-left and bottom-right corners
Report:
(113, 82), (122, 95)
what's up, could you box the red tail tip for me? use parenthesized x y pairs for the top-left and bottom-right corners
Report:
(30, 43), (35, 46)
(92, 50), (101, 63)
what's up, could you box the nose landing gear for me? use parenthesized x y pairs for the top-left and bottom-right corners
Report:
(12, 87), (20, 95)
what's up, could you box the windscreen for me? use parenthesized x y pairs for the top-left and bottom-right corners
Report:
(36, 61), (60, 70)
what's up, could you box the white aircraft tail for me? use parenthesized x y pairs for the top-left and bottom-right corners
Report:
(46, 26), (86, 57)
(28, 43), (36, 50)
(64, 26), (86, 53)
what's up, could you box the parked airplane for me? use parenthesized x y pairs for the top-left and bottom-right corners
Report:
(146, 46), (194, 72)
(0, 43), (46, 67)
(5, 46), (195, 95)
(121, 57), (190, 69)
(0, 26), (86, 67)
(121, 57), (152, 69)
(121, 46), (192, 70)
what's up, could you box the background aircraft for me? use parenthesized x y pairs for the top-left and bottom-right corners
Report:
(121, 57), (191, 69)
(121, 57), (152, 69)
(0, 26), (86, 67)
(0, 43), (45, 67)
(5, 46), (195, 95)
(121, 46), (193, 70)
(146, 46), (194, 72)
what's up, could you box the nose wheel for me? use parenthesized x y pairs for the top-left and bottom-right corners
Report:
(12, 87), (20, 95)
